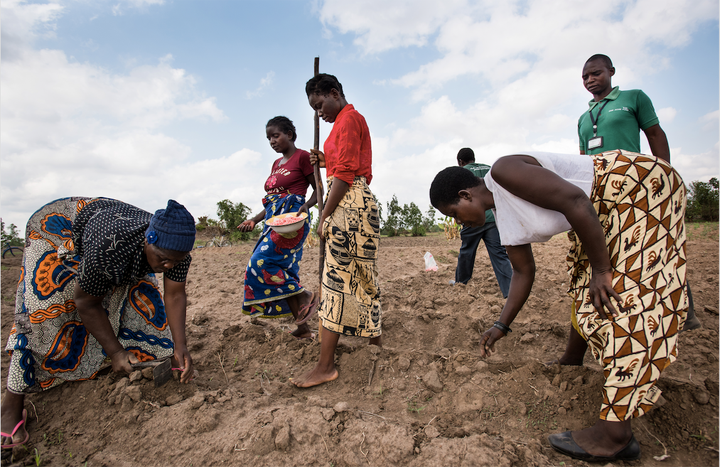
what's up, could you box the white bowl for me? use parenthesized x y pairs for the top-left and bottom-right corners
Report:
(266, 212), (308, 234)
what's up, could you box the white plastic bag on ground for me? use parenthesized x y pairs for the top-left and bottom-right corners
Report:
(424, 252), (438, 271)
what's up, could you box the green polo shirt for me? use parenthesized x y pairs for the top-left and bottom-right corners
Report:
(578, 86), (660, 155)
(463, 162), (495, 223)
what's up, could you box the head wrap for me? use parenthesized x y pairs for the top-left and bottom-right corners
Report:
(145, 200), (196, 252)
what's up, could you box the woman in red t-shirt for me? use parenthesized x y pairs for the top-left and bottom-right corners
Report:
(238, 116), (318, 339)
(291, 74), (381, 388)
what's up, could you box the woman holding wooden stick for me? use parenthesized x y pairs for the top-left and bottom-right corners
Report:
(291, 73), (382, 388)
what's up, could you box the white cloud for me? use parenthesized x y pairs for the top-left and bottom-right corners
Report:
(318, 0), (468, 54)
(317, 0), (718, 211)
(700, 110), (719, 132)
(1, 0), (229, 231)
(656, 107), (677, 123)
(246, 72), (276, 99)
(670, 145), (720, 184)
(112, 0), (165, 16)
(1, 0), (63, 61)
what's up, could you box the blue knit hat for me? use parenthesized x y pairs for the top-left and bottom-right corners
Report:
(145, 200), (196, 252)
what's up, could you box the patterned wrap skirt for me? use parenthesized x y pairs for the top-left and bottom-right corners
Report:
(5, 197), (175, 394)
(319, 177), (381, 338)
(566, 150), (688, 422)
(241, 193), (310, 318)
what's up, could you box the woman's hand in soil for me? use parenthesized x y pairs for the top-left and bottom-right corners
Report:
(479, 327), (505, 358)
(110, 349), (139, 374)
(237, 220), (255, 232)
(173, 346), (194, 384)
(588, 270), (621, 320)
(309, 149), (325, 168)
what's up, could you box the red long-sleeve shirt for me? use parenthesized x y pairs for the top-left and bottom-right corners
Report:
(324, 104), (373, 185)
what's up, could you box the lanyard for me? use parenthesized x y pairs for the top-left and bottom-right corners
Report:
(589, 100), (610, 137)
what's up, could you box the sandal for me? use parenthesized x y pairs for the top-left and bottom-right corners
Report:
(1, 409), (29, 449)
(296, 292), (319, 325)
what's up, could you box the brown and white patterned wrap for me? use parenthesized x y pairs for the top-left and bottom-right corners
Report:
(319, 176), (381, 338)
(567, 150), (688, 422)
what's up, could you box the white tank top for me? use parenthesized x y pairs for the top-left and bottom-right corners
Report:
(484, 152), (594, 246)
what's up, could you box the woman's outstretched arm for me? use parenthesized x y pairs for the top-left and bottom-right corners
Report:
(479, 243), (534, 357)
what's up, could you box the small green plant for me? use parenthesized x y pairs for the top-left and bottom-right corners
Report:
(407, 401), (425, 413)
(33, 447), (41, 466)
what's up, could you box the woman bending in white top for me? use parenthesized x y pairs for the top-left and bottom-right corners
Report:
(430, 150), (688, 464)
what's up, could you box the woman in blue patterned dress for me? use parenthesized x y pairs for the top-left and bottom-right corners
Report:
(237, 116), (319, 339)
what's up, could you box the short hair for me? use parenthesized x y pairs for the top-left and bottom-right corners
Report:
(585, 54), (613, 69)
(266, 116), (297, 142)
(429, 166), (482, 208)
(457, 147), (475, 163)
(305, 73), (345, 98)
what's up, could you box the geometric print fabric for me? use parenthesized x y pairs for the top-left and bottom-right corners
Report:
(566, 150), (688, 422)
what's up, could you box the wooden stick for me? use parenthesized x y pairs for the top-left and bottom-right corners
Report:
(313, 56), (325, 343)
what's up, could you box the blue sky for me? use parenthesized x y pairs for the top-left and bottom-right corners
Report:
(2, 0), (718, 232)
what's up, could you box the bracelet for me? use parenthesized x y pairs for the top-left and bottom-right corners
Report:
(493, 320), (512, 334)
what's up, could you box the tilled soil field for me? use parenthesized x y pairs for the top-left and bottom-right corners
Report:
(1, 232), (718, 466)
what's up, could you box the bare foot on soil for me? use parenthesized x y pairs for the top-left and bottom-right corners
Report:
(290, 326), (315, 340)
(290, 364), (338, 388)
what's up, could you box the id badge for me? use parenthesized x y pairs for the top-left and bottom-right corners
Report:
(588, 136), (604, 150)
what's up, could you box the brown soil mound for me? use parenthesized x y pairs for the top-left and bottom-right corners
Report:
(2, 234), (718, 466)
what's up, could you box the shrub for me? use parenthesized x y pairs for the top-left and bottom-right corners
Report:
(686, 178), (719, 222)
(382, 195), (403, 237)
(1, 220), (22, 246)
(379, 196), (436, 237)
(216, 199), (253, 241)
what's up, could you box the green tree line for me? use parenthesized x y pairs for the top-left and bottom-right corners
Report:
(199, 177), (717, 243)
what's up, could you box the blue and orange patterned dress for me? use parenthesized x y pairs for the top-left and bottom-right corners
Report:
(241, 193), (310, 318)
(5, 197), (191, 394)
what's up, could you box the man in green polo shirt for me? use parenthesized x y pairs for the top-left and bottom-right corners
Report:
(578, 54), (670, 162)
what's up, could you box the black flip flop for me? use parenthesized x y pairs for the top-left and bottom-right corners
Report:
(548, 431), (641, 463)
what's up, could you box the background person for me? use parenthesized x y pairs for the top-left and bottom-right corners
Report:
(238, 116), (319, 339)
(291, 73), (381, 388)
(430, 149), (687, 462)
(451, 147), (512, 297)
(1, 198), (196, 449)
